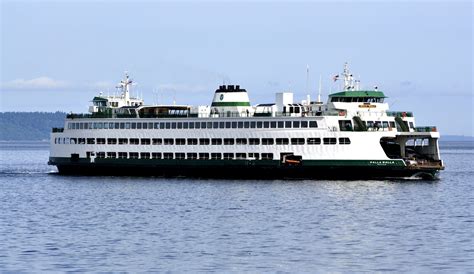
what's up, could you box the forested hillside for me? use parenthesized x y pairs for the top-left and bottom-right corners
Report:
(0, 112), (66, 140)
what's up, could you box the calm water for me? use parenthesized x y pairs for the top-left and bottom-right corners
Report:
(0, 141), (472, 272)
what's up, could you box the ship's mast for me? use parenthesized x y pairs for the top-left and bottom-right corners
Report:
(117, 73), (133, 105)
(342, 62), (354, 91)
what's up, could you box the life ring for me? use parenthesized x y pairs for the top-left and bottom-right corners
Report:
(339, 111), (346, 116)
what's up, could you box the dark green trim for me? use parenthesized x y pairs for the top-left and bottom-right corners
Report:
(92, 96), (108, 101)
(49, 157), (406, 168)
(302, 159), (406, 167)
(211, 102), (251, 107)
(329, 91), (386, 98)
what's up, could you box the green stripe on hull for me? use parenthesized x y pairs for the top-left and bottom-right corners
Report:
(211, 102), (251, 107)
(303, 160), (406, 167)
(49, 157), (405, 168)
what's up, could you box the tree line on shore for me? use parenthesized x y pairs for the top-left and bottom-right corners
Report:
(0, 112), (66, 140)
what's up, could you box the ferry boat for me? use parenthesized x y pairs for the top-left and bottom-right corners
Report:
(49, 64), (444, 179)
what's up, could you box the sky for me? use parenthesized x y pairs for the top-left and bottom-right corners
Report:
(0, 0), (472, 136)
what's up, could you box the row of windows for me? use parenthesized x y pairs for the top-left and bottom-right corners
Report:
(67, 120), (319, 130)
(92, 152), (274, 160)
(55, 137), (351, 146)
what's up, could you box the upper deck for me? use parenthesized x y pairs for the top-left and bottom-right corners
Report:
(62, 63), (437, 134)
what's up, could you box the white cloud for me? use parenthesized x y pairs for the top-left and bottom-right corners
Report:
(2, 77), (68, 90)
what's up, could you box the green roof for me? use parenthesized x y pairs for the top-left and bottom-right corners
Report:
(92, 96), (108, 101)
(329, 90), (387, 98)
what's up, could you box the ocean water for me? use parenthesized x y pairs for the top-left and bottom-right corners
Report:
(0, 141), (472, 272)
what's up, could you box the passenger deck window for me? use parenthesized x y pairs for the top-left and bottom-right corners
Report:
(236, 153), (246, 159)
(248, 153), (259, 159)
(307, 138), (321, 145)
(186, 138), (196, 145)
(211, 153), (222, 160)
(187, 153), (198, 160)
(291, 138), (305, 145)
(223, 153), (234, 160)
(309, 121), (318, 128)
(339, 137), (351, 145)
(224, 138), (235, 145)
(276, 138), (289, 145)
(199, 138), (210, 145)
(249, 138), (260, 145)
(236, 138), (247, 145)
(323, 138), (337, 145)
(262, 138), (274, 145)
(199, 153), (210, 160)
(212, 138), (223, 145)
